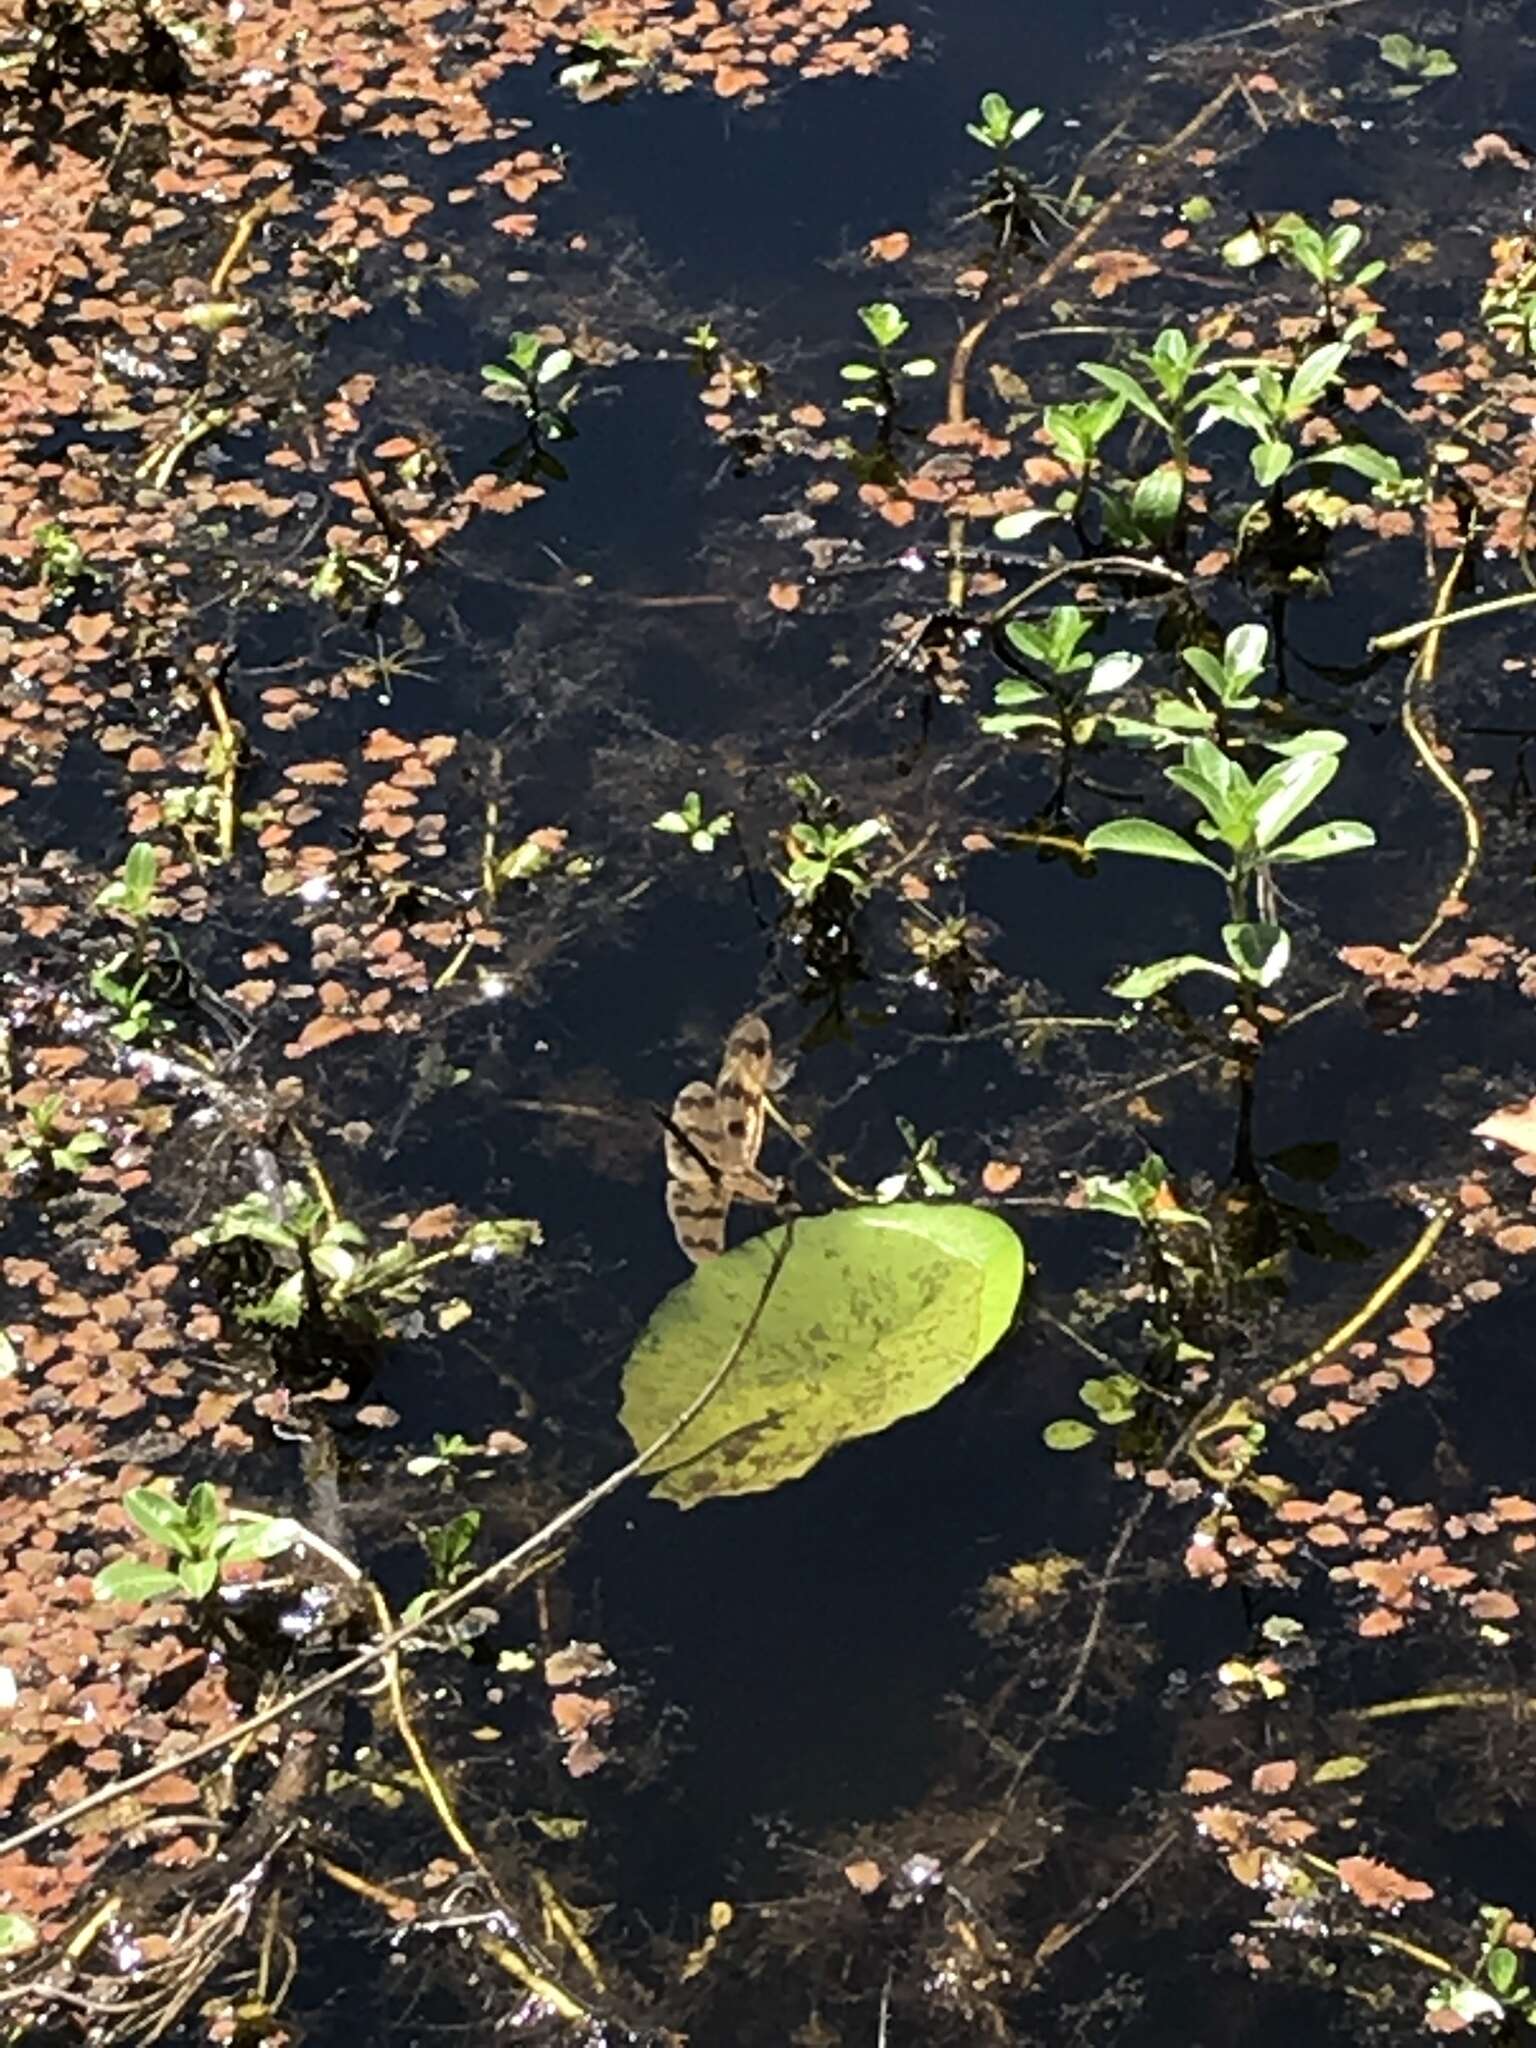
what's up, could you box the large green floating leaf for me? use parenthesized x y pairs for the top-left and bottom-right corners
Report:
(619, 1205), (1025, 1508)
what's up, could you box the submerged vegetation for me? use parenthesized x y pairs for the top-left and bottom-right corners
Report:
(8, 0), (1536, 2042)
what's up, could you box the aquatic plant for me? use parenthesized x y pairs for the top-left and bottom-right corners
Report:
(620, 1205), (1024, 1505)
(93, 1483), (297, 1608)
(1086, 732), (1373, 1001)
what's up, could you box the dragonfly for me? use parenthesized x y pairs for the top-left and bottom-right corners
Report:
(662, 1013), (783, 1261)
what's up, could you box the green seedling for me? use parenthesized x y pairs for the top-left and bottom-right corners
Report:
(192, 1181), (537, 1334)
(840, 302), (938, 418)
(402, 1510), (482, 1623)
(1082, 324), (1214, 504)
(4, 1094), (108, 1178)
(1378, 32), (1457, 94)
(966, 91), (1044, 155)
(94, 1482), (296, 1607)
(1222, 215), (1385, 338)
(875, 1119), (957, 1202)
(31, 520), (88, 596)
(1198, 339), (1365, 488)
(981, 604), (1142, 757)
(1085, 733), (1374, 1001)
(781, 815), (888, 903)
(89, 956), (165, 1044)
(1039, 392), (1126, 532)
(94, 841), (160, 928)
(482, 331), (580, 476)
(654, 790), (734, 853)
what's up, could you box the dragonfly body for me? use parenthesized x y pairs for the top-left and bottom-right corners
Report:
(663, 1014), (782, 1260)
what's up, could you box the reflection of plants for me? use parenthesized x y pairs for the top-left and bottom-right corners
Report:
(653, 790), (733, 853)
(1045, 1155), (1207, 1451)
(1086, 734), (1374, 1002)
(4, 1094), (107, 1179)
(192, 1181), (538, 1335)
(93, 1483), (296, 1607)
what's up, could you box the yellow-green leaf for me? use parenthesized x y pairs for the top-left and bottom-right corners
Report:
(620, 1206), (1024, 1508)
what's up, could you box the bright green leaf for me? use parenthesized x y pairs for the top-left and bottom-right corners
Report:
(1311, 1753), (1370, 1784)
(1110, 954), (1236, 999)
(1266, 819), (1376, 863)
(178, 1556), (220, 1600)
(620, 1206), (1024, 1507)
(124, 1486), (197, 1559)
(1043, 1419), (1097, 1450)
(0, 1915), (38, 1957)
(1083, 819), (1223, 872)
(93, 1559), (184, 1604)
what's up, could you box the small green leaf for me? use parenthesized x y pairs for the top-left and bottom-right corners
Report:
(1081, 362), (1169, 431)
(1084, 818), (1223, 872)
(1287, 341), (1351, 416)
(1266, 819), (1375, 863)
(1225, 621), (1268, 684)
(1079, 1374), (1139, 1424)
(1489, 1951), (1521, 1999)
(840, 362), (880, 382)
(1307, 442), (1402, 485)
(183, 1481), (220, 1549)
(1311, 1753), (1370, 1784)
(1310, 1753), (1368, 1785)
(536, 348), (574, 384)
(1377, 32), (1416, 68)
(218, 1516), (300, 1563)
(1087, 650), (1143, 696)
(1181, 646), (1228, 698)
(0, 1915), (38, 1957)
(1043, 1419), (1098, 1450)
(1131, 464), (1183, 536)
(858, 302), (908, 350)
(1251, 748), (1339, 850)
(1222, 227), (1269, 268)
(1110, 954), (1236, 1000)
(94, 1559), (184, 1604)
(1222, 920), (1291, 987)
(1251, 440), (1293, 488)
(124, 1486), (197, 1559)
(178, 1556), (220, 1600)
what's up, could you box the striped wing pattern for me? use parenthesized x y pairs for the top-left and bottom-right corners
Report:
(664, 1014), (780, 1261)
